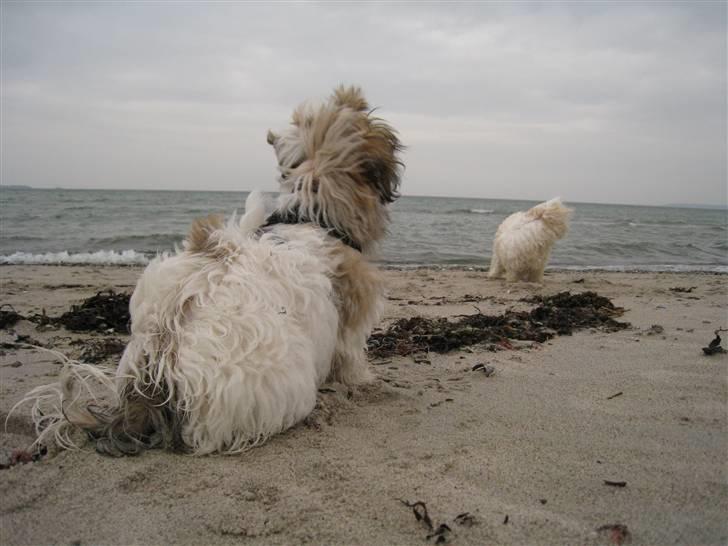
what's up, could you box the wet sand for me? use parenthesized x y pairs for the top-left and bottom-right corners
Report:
(1, 265), (726, 545)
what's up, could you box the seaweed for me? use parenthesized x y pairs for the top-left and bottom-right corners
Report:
(398, 500), (454, 544)
(702, 329), (727, 356)
(56, 290), (131, 333)
(669, 286), (697, 293)
(368, 291), (629, 359)
(0, 291), (131, 334)
(453, 512), (477, 527)
(471, 363), (496, 377)
(0, 304), (23, 329)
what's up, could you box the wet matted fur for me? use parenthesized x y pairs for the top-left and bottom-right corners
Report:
(488, 198), (572, 283)
(15, 86), (403, 455)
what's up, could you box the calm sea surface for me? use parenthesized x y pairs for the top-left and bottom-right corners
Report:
(1, 188), (726, 271)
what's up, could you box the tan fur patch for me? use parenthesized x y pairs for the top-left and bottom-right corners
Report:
(185, 214), (225, 256)
(330, 245), (382, 330)
(327, 244), (384, 383)
(332, 85), (369, 112)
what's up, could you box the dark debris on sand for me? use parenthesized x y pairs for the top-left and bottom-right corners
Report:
(0, 446), (47, 470)
(669, 286), (697, 293)
(0, 304), (24, 329)
(56, 290), (131, 333)
(398, 500), (454, 544)
(73, 337), (128, 363)
(702, 329), (727, 356)
(368, 291), (629, 359)
(0, 290), (131, 334)
(596, 523), (632, 545)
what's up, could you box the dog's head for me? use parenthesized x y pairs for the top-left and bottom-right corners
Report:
(526, 198), (572, 239)
(266, 86), (404, 252)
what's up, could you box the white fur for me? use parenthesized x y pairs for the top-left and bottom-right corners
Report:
(20, 202), (366, 455)
(488, 198), (572, 283)
(238, 190), (267, 232)
(124, 224), (340, 453)
(17, 87), (399, 456)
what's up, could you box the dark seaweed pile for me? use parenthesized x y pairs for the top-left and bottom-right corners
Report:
(0, 291), (131, 334)
(56, 290), (131, 333)
(0, 305), (24, 330)
(368, 291), (629, 358)
(3, 290), (629, 361)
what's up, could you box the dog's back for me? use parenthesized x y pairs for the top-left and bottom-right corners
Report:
(17, 86), (403, 456)
(489, 198), (572, 282)
(523, 197), (571, 239)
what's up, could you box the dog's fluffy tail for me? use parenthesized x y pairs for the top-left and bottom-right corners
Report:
(185, 190), (268, 257)
(10, 348), (182, 456)
(527, 197), (572, 238)
(239, 190), (267, 233)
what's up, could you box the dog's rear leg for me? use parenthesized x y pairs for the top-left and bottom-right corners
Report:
(327, 247), (383, 385)
(488, 252), (504, 279)
(331, 338), (373, 385)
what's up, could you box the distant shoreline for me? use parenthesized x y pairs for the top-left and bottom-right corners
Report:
(1, 262), (726, 274)
(1, 185), (726, 210)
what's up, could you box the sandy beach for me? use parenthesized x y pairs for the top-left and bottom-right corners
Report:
(0, 265), (726, 545)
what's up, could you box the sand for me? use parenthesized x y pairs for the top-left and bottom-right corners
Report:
(0, 265), (726, 545)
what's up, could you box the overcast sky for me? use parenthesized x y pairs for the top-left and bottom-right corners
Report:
(2, 1), (726, 206)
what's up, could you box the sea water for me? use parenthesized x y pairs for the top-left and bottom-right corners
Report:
(1, 188), (726, 272)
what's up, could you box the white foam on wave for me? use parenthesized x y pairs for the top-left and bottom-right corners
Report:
(554, 264), (728, 274)
(0, 249), (150, 265)
(470, 209), (494, 214)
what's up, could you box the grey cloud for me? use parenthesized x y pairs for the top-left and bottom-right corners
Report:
(1, 1), (725, 205)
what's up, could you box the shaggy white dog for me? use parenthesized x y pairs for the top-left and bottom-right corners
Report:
(19, 86), (403, 455)
(488, 198), (572, 283)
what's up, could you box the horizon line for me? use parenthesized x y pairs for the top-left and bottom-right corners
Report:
(1, 184), (726, 211)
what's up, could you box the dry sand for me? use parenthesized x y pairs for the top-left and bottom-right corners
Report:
(0, 265), (726, 545)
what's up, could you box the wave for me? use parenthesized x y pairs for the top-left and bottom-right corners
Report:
(443, 208), (495, 215)
(379, 258), (728, 273)
(0, 249), (150, 265)
(1, 235), (47, 241)
(2, 249), (725, 273)
(554, 264), (728, 273)
(90, 233), (183, 244)
(396, 207), (498, 216)
(86, 233), (185, 251)
(599, 218), (727, 229)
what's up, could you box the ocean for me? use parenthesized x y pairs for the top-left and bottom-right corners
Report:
(1, 188), (726, 272)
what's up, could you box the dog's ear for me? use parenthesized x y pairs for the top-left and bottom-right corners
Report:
(361, 158), (398, 204)
(332, 85), (369, 112)
(266, 130), (278, 146)
(360, 123), (404, 204)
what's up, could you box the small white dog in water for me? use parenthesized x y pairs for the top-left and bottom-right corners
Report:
(488, 198), (572, 283)
(19, 86), (403, 455)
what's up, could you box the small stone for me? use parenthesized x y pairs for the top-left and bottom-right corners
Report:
(0, 451), (12, 469)
(644, 324), (664, 335)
